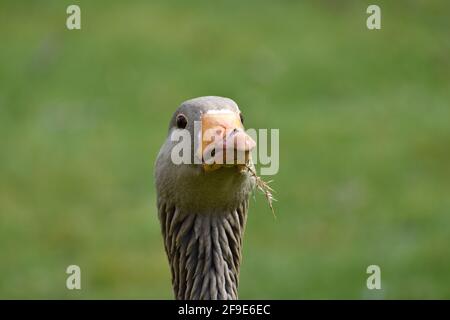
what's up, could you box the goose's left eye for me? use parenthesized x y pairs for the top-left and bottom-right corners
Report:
(239, 113), (244, 125)
(176, 114), (188, 129)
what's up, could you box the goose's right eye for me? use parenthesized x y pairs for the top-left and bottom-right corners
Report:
(176, 114), (188, 129)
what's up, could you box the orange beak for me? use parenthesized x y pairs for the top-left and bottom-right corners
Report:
(197, 113), (256, 172)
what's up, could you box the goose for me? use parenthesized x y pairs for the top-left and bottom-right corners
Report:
(154, 96), (257, 300)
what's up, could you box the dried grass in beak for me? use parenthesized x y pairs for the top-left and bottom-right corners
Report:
(244, 163), (276, 218)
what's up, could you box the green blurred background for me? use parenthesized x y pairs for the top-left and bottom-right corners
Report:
(0, 0), (449, 299)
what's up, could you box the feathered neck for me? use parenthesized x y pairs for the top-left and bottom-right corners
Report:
(158, 200), (248, 300)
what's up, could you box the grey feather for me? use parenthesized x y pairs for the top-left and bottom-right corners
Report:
(157, 200), (249, 300)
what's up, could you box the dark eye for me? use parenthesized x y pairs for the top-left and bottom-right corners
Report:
(239, 113), (244, 125)
(176, 114), (188, 129)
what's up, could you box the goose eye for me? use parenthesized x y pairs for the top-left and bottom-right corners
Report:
(176, 114), (188, 129)
(239, 113), (244, 125)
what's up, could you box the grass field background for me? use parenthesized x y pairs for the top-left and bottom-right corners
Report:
(0, 0), (449, 298)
